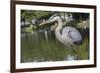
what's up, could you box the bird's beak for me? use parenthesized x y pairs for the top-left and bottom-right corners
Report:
(39, 20), (49, 26)
(39, 18), (56, 27)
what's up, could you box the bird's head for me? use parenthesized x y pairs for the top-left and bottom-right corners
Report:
(39, 13), (60, 27)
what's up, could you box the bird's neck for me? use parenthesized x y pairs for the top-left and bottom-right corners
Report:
(55, 18), (63, 32)
(54, 18), (64, 44)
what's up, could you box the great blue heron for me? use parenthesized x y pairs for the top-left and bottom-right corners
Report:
(39, 14), (82, 60)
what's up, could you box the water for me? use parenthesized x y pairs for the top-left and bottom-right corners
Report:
(21, 30), (89, 63)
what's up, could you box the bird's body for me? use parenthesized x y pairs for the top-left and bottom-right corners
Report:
(39, 14), (82, 60)
(55, 26), (82, 47)
(39, 14), (82, 47)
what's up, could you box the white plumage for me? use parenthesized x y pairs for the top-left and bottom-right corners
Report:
(39, 14), (82, 47)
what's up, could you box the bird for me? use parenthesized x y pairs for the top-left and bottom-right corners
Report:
(39, 14), (82, 60)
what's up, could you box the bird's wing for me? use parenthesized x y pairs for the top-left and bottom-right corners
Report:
(62, 27), (74, 46)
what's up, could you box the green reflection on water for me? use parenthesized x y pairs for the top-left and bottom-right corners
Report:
(21, 31), (89, 63)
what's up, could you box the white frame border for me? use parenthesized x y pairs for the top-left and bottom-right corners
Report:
(15, 4), (94, 69)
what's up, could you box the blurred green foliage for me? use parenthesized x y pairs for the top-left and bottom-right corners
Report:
(21, 10), (53, 21)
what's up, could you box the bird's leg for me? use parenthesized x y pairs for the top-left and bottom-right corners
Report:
(74, 48), (79, 59)
(72, 47), (80, 60)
